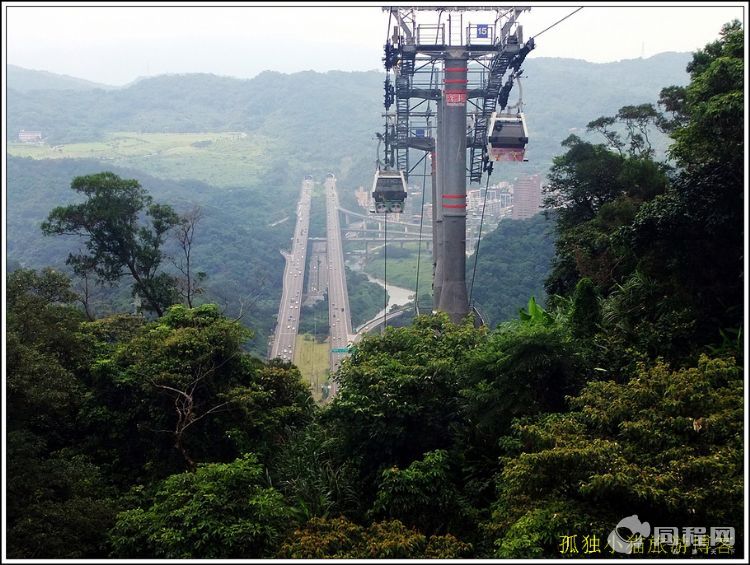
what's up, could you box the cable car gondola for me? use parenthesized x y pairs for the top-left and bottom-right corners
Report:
(487, 112), (528, 162)
(371, 168), (407, 213)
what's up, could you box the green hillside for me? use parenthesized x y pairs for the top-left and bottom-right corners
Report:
(7, 53), (691, 176)
(467, 213), (556, 326)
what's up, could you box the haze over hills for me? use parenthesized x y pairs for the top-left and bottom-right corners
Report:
(6, 51), (693, 342)
(7, 52), (691, 173)
(7, 64), (117, 92)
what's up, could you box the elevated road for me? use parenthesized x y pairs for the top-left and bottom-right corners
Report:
(270, 179), (313, 362)
(354, 308), (408, 337)
(337, 205), (431, 231)
(325, 176), (354, 393)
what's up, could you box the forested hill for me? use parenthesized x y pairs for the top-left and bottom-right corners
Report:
(8, 52), (691, 176)
(7, 64), (116, 92)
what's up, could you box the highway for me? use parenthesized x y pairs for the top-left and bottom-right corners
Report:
(324, 175), (354, 392)
(269, 178), (313, 362)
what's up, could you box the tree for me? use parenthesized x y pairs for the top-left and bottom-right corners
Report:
(369, 450), (472, 536)
(325, 314), (483, 490)
(544, 117), (670, 297)
(456, 318), (584, 511)
(615, 103), (660, 158)
(109, 454), (294, 558)
(278, 516), (472, 559)
(173, 206), (206, 308)
(6, 432), (118, 558)
(570, 277), (601, 338)
(80, 304), (314, 478)
(668, 20), (743, 169)
(6, 269), (117, 558)
(42, 172), (181, 316)
(488, 355), (743, 558)
(619, 21), (744, 356)
(271, 422), (361, 521)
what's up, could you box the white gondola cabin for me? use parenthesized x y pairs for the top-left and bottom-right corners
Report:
(371, 168), (407, 213)
(487, 112), (529, 162)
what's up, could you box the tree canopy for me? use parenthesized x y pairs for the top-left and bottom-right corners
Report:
(42, 172), (181, 316)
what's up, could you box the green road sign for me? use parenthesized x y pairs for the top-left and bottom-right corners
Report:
(331, 347), (350, 353)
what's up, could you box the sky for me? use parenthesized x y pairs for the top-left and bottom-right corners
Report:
(3, 2), (746, 86)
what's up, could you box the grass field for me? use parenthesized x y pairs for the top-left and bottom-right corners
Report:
(293, 333), (330, 403)
(363, 243), (433, 298)
(7, 131), (279, 187)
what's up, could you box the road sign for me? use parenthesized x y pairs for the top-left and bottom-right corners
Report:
(332, 347), (350, 353)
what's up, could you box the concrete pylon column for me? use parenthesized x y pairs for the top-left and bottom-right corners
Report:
(433, 94), (445, 309)
(437, 55), (469, 323)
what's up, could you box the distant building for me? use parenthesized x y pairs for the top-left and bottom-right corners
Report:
(511, 174), (543, 219)
(498, 188), (513, 209)
(467, 189), (482, 213)
(355, 186), (370, 209)
(18, 130), (42, 143)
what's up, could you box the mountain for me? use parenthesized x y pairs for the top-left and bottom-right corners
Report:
(5, 52), (694, 349)
(6, 53), (691, 172)
(519, 51), (692, 173)
(7, 64), (116, 92)
(6, 155), (292, 357)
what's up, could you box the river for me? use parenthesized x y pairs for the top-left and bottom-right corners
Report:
(355, 274), (414, 331)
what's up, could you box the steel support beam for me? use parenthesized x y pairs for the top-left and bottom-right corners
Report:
(433, 94), (445, 308)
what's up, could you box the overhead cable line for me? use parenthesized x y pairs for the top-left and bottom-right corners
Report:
(383, 212), (388, 333)
(414, 57), (438, 314)
(530, 7), (583, 40)
(468, 165), (492, 307)
(414, 138), (429, 313)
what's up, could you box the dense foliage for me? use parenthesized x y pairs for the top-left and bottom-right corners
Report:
(5, 25), (743, 559)
(468, 212), (556, 325)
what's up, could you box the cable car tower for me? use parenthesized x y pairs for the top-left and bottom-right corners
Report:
(374, 6), (534, 323)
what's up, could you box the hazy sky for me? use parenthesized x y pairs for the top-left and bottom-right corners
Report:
(4, 2), (745, 86)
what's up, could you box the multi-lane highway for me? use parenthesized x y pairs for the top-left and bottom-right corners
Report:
(324, 175), (354, 391)
(269, 178), (313, 362)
